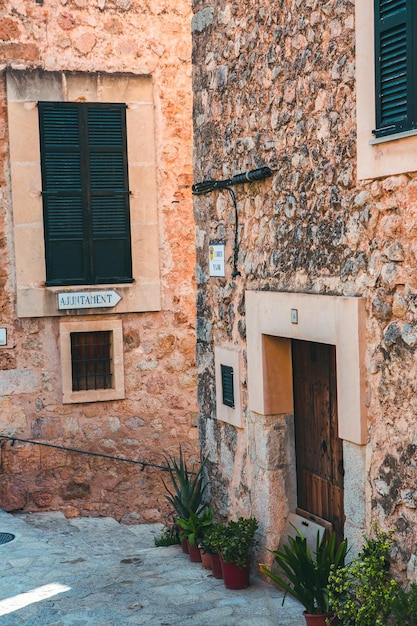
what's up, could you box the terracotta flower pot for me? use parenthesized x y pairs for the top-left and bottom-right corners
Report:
(220, 559), (250, 589)
(200, 549), (212, 569)
(210, 553), (223, 579)
(176, 523), (189, 554)
(303, 612), (338, 626)
(187, 541), (202, 563)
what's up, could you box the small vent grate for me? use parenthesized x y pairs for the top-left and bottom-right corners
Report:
(0, 533), (15, 545)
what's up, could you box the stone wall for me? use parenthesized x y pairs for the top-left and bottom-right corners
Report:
(0, 0), (198, 523)
(192, 0), (417, 575)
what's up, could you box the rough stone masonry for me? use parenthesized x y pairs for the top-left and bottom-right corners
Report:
(0, 0), (198, 523)
(192, 0), (417, 578)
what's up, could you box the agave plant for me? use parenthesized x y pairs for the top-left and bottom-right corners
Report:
(162, 445), (207, 519)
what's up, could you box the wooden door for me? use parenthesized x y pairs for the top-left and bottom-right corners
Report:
(292, 339), (344, 542)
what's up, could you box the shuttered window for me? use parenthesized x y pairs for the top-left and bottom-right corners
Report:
(38, 102), (133, 286)
(374, 0), (417, 137)
(71, 331), (112, 391)
(221, 364), (235, 408)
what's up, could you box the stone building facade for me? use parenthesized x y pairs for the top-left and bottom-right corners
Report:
(0, 0), (197, 522)
(192, 0), (417, 576)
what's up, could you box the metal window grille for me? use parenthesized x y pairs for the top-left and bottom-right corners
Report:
(221, 364), (235, 408)
(71, 331), (112, 391)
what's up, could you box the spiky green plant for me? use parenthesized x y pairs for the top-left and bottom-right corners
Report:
(260, 529), (348, 615)
(162, 445), (207, 519)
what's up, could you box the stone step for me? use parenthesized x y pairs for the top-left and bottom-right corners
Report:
(4, 510), (165, 554)
(0, 509), (305, 626)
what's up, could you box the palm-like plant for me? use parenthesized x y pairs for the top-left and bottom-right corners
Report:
(260, 529), (348, 615)
(176, 508), (213, 548)
(162, 445), (207, 519)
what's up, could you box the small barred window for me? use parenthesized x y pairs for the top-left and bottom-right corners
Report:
(70, 331), (112, 391)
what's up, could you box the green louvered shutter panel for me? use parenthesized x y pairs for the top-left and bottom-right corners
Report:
(39, 102), (87, 285)
(374, 0), (417, 137)
(221, 364), (235, 408)
(39, 102), (133, 286)
(87, 104), (132, 284)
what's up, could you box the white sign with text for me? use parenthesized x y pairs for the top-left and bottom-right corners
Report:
(209, 244), (225, 277)
(57, 290), (122, 310)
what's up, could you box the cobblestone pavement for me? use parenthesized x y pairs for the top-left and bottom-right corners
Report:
(0, 509), (305, 626)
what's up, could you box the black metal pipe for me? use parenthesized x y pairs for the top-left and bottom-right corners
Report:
(192, 166), (273, 195)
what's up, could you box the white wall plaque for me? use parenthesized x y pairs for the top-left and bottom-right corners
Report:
(57, 290), (122, 310)
(209, 243), (225, 277)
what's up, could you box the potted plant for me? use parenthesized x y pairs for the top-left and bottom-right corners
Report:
(203, 523), (225, 578)
(162, 445), (207, 553)
(217, 517), (259, 589)
(260, 528), (348, 626)
(176, 507), (213, 562)
(327, 528), (397, 626)
(198, 536), (214, 570)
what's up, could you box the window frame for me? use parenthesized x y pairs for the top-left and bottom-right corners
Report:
(7, 70), (161, 318)
(214, 346), (242, 428)
(356, 0), (417, 179)
(60, 318), (125, 404)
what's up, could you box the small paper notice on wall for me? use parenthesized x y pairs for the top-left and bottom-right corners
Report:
(209, 243), (225, 277)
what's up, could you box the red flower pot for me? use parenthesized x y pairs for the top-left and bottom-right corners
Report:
(220, 559), (250, 589)
(303, 612), (338, 626)
(210, 553), (223, 579)
(200, 549), (212, 569)
(187, 541), (202, 563)
(180, 538), (189, 554)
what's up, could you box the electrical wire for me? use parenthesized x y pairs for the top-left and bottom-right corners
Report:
(192, 166), (273, 278)
(227, 187), (241, 278)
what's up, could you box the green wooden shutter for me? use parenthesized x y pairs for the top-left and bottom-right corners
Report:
(39, 102), (133, 286)
(221, 364), (235, 408)
(39, 103), (87, 285)
(87, 104), (132, 284)
(374, 0), (416, 137)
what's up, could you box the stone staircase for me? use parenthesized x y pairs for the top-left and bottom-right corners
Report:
(0, 509), (305, 626)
